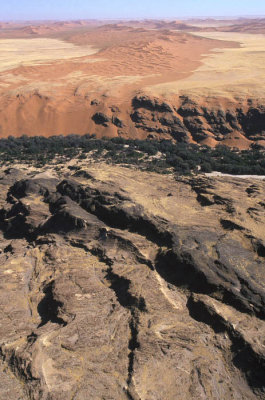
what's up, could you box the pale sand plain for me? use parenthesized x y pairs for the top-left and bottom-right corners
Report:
(0, 38), (99, 72)
(146, 32), (265, 100)
(0, 30), (233, 97)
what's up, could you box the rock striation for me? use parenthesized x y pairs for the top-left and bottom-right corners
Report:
(0, 164), (265, 399)
(128, 95), (265, 148)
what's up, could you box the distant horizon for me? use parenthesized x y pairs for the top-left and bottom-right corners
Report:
(1, 0), (265, 22)
(1, 15), (265, 23)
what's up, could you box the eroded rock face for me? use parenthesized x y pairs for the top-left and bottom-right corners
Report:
(0, 90), (264, 148)
(0, 164), (265, 399)
(128, 95), (265, 147)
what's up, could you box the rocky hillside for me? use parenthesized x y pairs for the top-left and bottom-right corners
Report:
(0, 162), (265, 399)
(1, 93), (265, 149)
(125, 95), (265, 148)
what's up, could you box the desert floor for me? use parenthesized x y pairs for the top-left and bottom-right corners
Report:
(0, 20), (264, 139)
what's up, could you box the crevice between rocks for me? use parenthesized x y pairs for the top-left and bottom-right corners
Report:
(104, 265), (146, 398)
(187, 295), (265, 394)
(0, 342), (40, 399)
(37, 280), (67, 328)
(155, 248), (265, 320)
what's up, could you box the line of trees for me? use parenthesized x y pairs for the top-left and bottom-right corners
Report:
(0, 134), (265, 175)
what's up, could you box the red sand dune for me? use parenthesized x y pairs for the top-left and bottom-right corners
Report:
(0, 20), (264, 148)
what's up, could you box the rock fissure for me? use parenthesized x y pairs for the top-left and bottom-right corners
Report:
(187, 295), (265, 393)
(104, 264), (145, 395)
(37, 280), (67, 328)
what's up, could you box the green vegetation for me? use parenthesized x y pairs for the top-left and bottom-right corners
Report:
(0, 134), (265, 175)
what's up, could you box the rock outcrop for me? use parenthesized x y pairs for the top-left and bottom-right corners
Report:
(0, 164), (265, 399)
(128, 95), (265, 148)
(0, 89), (265, 149)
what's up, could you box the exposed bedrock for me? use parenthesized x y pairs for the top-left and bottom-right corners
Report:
(0, 165), (265, 399)
(129, 94), (265, 146)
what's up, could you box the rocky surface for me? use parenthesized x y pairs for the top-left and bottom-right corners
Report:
(128, 95), (265, 148)
(0, 163), (265, 399)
